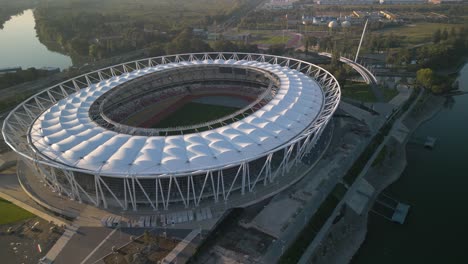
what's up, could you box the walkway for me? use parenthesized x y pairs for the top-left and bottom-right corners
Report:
(262, 117), (373, 263)
(45, 224), (79, 261)
(340, 101), (384, 132)
(162, 229), (200, 264)
(319, 52), (384, 102)
(0, 173), (69, 226)
(297, 88), (424, 263)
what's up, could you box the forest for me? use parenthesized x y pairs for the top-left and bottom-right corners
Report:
(33, 0), (262, 60)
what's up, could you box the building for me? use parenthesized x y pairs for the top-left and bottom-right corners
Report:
(317, 0), (378, 4)
(264, 0), (297, 10)
(3, 53), (340, 212)
(302, 15), (337, 25)
(380, 11), (398, 20)
(429, 0), (463, 3)
(379, 0), (428, 4)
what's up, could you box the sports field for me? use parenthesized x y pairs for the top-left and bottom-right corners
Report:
(151, 102), (239, 128)
(0, 198), (34, 225)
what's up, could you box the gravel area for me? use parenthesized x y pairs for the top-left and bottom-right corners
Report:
(0, 218), (64, 264)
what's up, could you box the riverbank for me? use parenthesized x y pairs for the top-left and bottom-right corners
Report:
(0, 9), (72, 70)
(303, 90), (445, 264)
(0, 1), (36, 29)
(348, 92), (445, 263)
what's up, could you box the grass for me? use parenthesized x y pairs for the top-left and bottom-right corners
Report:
(377, 23), (466, 46)
(278, 187), (342, 264)
(342, 82), (399, 103)
(237, 29), (290, 45)
(151, 102), (239, 128)
(0, 198), (34, 225)
(341, 82), (377, 102)
(256, 35), (289, 45)
(380, 86), (399, 102)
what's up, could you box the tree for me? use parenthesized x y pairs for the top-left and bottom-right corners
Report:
(416, 68), (434, 89)
(238, 43), (258, 53)
(212, 39), (238, 52)
(307, 36), (319, 47)
(69, 37), (90, 56)
(441, 28), (448, 41)
(147, 43), (165, 57)
(331, 50), (340, 67)
(432, 29), (441, 44)
(190, 38), (212, 53)
(450, 27), (456, 38)
(267, 44), (286, 55)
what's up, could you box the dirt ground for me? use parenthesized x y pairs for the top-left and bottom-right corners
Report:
(192, 204), (275, 264)
(0, 217), (64, 264)
(103, 232), (181, 264)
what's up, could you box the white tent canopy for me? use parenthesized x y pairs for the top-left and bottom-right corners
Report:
(29, 59), (324, 176)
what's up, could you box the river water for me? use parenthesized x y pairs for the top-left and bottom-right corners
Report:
(0, 9), (72, 70)
(353, 64), (468, 263)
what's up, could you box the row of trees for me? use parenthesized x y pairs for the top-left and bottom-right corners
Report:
(364, 33), (403, 52)
(145, 28), (260, 57)
(32, 0), (252, 61)
(419, 27), (468, 70)
(386, 26), (467, 69)
(0, 0), (36, 29)
(416, 68), (452, 94)
(0, 68), (50, 90)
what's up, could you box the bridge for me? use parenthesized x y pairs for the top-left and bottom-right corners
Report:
(318, 52), (378, 85)
(319, 52), (383, 102)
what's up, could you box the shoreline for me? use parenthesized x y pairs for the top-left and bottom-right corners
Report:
(349, 92), (445, 263)
(303, 90), (446, 264)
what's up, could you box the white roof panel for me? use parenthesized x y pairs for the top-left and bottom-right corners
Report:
(30, 60), (324, 176)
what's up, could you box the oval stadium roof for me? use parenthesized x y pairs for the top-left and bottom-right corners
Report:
(29, 59), (324, 176)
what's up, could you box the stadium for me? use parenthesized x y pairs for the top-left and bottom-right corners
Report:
(2, 53), (340, 212)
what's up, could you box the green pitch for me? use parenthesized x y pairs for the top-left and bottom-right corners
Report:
(151, 102), (239, 128)
(0, 198), (34, 225)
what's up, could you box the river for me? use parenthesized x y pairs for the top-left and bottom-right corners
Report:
(0, 9), (72, 70)
(353, 64), (468, 263)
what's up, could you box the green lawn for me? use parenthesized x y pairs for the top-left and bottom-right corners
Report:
(0, 198), (34, 225)
(377, 23), (466, 46)
(237, 30), (290, 45)
(341, 82), (377, 102)
(342, 82), (399, 103)
(152, 102), (240, 128)
(380, 86), (399, 102)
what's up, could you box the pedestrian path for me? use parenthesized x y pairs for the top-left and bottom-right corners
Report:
(44, 224), (79, 261)
(0, 188), (68, 227)
(162, 229), (199, 264)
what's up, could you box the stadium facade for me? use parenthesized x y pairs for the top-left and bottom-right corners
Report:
(2, 53), (340, 211)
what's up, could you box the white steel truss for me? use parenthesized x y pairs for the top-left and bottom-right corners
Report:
(3, 53), (340, 211)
